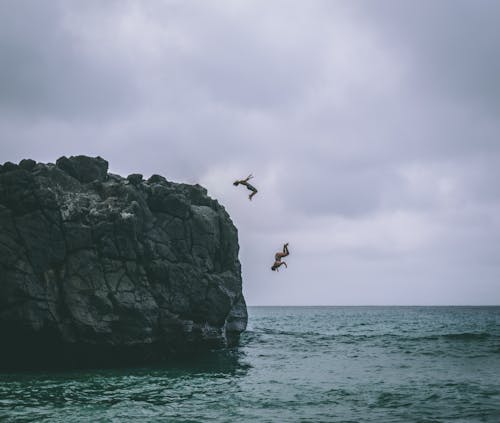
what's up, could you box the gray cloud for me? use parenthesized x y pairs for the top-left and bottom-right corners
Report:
(0, 1), (139, 120)
(1, 0), (499, 304)
(355, 0), (500, 114)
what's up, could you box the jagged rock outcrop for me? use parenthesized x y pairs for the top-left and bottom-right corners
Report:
(0, 156), (247, 369)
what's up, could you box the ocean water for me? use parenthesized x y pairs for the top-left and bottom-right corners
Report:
(1, 306), (499, 422)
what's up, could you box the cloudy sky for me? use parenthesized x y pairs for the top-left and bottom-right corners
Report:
(1, 0), (499, 305)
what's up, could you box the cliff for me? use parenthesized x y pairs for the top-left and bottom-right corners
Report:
(0, 156), (247, 369)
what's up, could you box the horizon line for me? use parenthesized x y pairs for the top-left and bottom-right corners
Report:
(247, 304), (500, 307)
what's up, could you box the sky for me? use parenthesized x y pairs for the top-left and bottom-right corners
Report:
(1, 0), (499, 305)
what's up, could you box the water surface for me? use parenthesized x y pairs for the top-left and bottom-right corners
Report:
(1, 306), (499, 422)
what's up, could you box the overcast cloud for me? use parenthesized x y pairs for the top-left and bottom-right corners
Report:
(1, 0), (499, 305)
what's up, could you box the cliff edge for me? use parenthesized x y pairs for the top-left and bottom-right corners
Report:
(0, 156), (247, 369)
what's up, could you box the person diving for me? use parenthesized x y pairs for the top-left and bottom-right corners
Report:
(271, 243), (289, 271)
(233, 174), (258, 200)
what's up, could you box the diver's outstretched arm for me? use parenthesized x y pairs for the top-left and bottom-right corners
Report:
(271, 260), (287, 271)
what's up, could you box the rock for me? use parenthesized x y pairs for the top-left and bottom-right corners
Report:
(127, 173), (143, 185)
(55, 155), (109, 183)
(148, 174), (166, 184)
(1, 161), (19, 173)
(0, 156), (247, 370)
(19, 159), (36, 171)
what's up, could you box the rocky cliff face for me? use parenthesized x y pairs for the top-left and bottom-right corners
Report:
(0, 156), (247, 369)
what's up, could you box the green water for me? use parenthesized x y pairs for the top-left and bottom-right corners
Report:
(1, 306), (500, 422)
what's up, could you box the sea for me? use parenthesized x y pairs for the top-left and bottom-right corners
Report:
(1, 306), (499, 422)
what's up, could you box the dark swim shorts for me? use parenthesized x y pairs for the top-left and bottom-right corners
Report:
(246, 183), (257, 192)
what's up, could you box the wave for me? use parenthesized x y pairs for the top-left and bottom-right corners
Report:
(258, 328), (323, 337)
(246, 329), (497, 345)
(440, 332), (491, 340)
(418, 332), (493, 341)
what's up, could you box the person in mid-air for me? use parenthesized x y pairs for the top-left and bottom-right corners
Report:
(271, 243), (289, 271)
(233, 174), (258, 200)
